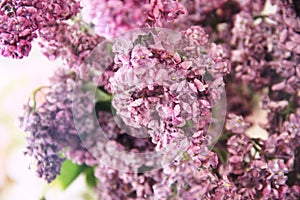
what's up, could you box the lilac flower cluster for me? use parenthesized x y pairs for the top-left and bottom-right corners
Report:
(13, 0), (300, 199)
(18, 66), (159, 181)
(109, 27), (230, 158)
(81, 0), (186, 38)
(271, 0), (300, 55)
(38, 21), (102, 69)
(218, 113), (300, 199)
(18, 68), (98, 182)
(95, 164), (162, 200)
(0, 0), (80, 58)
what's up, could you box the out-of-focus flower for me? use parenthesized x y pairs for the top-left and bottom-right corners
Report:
(231, 12), (281, 89)
(18, 102), (65, 183)
(279, 185), (300, 200)
(17, 68), (98, 182)
(272, 0), (300, 55)
(81, 0), (185, 38)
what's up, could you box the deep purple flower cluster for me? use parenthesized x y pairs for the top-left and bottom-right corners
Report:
(0, 0), (80, 58)
(38, 21), (102, 69)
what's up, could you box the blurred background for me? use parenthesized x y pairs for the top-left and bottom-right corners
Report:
(0, 43), (95, 200)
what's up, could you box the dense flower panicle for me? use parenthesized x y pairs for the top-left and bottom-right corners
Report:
(218, 107), (300, 199)
(18, 104), (65, 183)
(95, 164), (162, 200)
(225, 133), (254, 175)
(109, 27), (230, 153)
(153, 159), (238, 199)
(81, 0), (185, 38)
(0, 0), (80, 58)
(175, 0), (228, 30)
(230, 12), (281, 89)
(171, 0), (265, 42)
(264, 132), (295, 170)
(92, 115), (161, 199)
(187, 131), (219, 169)
(278, 26), (300, 55)
(272, 0), (300, 29)
(270, 109), (300, 176)
(38, 22), (102, 70)
(236, 160), (270, 199)
(220, 127), (298, 199)
(234, 0), (266, 13)
(18, 66), (160, 179)
(269, 57), (300, 94)
(278, 185), (300, 200)
(230, 7), (300, 94)
(74, 93), (158, 172)
(17, 68), (100, 182)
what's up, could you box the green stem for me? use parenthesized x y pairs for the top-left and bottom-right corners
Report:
(31, 86), (49, 112)
(82, 82), (112, 102)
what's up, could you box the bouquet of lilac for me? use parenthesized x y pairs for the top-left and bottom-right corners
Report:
(3, 0), (299, 199)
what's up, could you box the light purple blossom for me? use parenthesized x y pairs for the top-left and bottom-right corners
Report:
(81, 0), (185, 38)
(110, 27), (230, 153)
(225, 113), (251, 134)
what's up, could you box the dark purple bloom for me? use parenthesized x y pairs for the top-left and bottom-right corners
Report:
(0, 0), (80, 58)
(38, 21), (102, 70)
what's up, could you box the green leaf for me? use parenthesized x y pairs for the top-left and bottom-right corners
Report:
(55, 159), (86, 190)
(85, 167), (98, 188)
(213, 147), (228, 165)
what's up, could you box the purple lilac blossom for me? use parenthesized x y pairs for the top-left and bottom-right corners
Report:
(0, 0), (80, 58)
(38, 21), (102, 70)
(271, 0), (300, 55)
(95, 164), (162, 200)
(82, 0), (185, 38)
(225, 113), (251, 134)
(18, 103), (65, 182)
(230, 12), (280, 89)
(220, 111), (300, 199)
(81, 0), (186, 38)
(153, 159), (238, 199)
(17, 68), (98, 181)
(109, 27), (230, 155)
